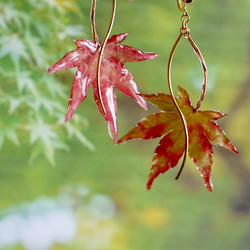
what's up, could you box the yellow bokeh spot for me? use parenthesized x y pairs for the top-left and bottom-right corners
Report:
(140, 206), (169, 227)
(55, 0), (77, 12)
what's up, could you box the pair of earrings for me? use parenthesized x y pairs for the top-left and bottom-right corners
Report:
(48, 0), (238, 191)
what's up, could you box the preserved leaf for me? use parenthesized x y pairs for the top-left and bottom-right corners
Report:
(48, 33), (159, 143)
(118, 85), (238, 191)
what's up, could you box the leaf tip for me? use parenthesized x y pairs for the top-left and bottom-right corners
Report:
(234, 148), (239, 154)
(229, 143), (239, 154)
(113, 136), (118, 145)
(201, 169), (213, 192)
(146, 176), (154, 190)
(65, 105), (74, 123)
(138, 97), (148, 110)
(117, 137), (125, 144)
(147, 168), (160, 190)
(47, 67), (54, 73)
(146, 182), (152, 190)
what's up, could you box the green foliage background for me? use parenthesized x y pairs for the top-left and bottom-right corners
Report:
(0, 0), (249, 249)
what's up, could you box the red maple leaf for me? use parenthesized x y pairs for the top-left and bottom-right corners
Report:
(48, 33), (159, 143)
(118, 85), (238, 191)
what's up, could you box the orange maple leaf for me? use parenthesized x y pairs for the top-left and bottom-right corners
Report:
(118, 85), (238, 191)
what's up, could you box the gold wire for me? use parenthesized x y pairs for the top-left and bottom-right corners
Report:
(187, 35), (208, 111)
(167, 32), (189, 180)
(96, 0), (117, 115)
(177, 0), (194, 11)
(171, 0), (207, 179)
(177, 0), (184, 10)
(90, 0), (99, 44)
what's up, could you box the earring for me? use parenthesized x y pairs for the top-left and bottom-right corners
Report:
(168, 0), (208, 179)
(118, 0), (238, 192)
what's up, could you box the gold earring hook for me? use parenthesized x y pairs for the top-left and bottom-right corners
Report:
(170, 0), (207, 180)
(168, 31), (208, 180)
(177, 0), (194, 11)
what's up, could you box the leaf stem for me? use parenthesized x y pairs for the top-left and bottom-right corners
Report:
(90, 0), (99, 44)
(167, 32), (189, 180)
(96, 0), (116, 115)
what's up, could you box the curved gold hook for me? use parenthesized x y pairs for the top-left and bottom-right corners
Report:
(171, 31), (208, 180)
(96, 0), (117, 115)
(177, 0), (183, 10)
(187, 35), (208, 111)
(167, 33), (189, 180)
(172, 0), (205, 179)
(177, 0), (194, 11)
(90, 0), (99, 44)
(170, 31), (208, 180)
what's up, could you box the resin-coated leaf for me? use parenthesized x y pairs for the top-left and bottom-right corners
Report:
(48, 33), (159, 143)
(118, 85), (238, 191)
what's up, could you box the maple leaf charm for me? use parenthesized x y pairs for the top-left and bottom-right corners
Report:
(118, 85), (238, 191)
(48, 33), (159, 143)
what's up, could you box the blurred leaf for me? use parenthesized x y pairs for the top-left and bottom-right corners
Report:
(0, 17), (8, 31)
(7, 95), (26, 114)
(16, 71), (37, 95)
(0, 0), (92, 165)
(41, 75), (67, 99)
(26, 95), (65, 116)
(0, 34), (31, 66)
(25, 33), (48, 68)
(0, 114), (20, 149)
(64, 122), (95, 151)
(5, 129), (19, 147)
(28, 118), (58, 145)
(0, 3), (29, 31)
(28, 118), (68, 165)
(32, 21), (52, 39)
(74, 130), (95, 151)
(58, 25), (85, 40)
(29, 0), (77, 13)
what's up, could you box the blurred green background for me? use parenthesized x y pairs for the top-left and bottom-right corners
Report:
(0, 0), (249, 249)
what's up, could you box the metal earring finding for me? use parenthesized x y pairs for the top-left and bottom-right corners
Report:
(177, 0), (194, 11)
(169, 0), (208, 179)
